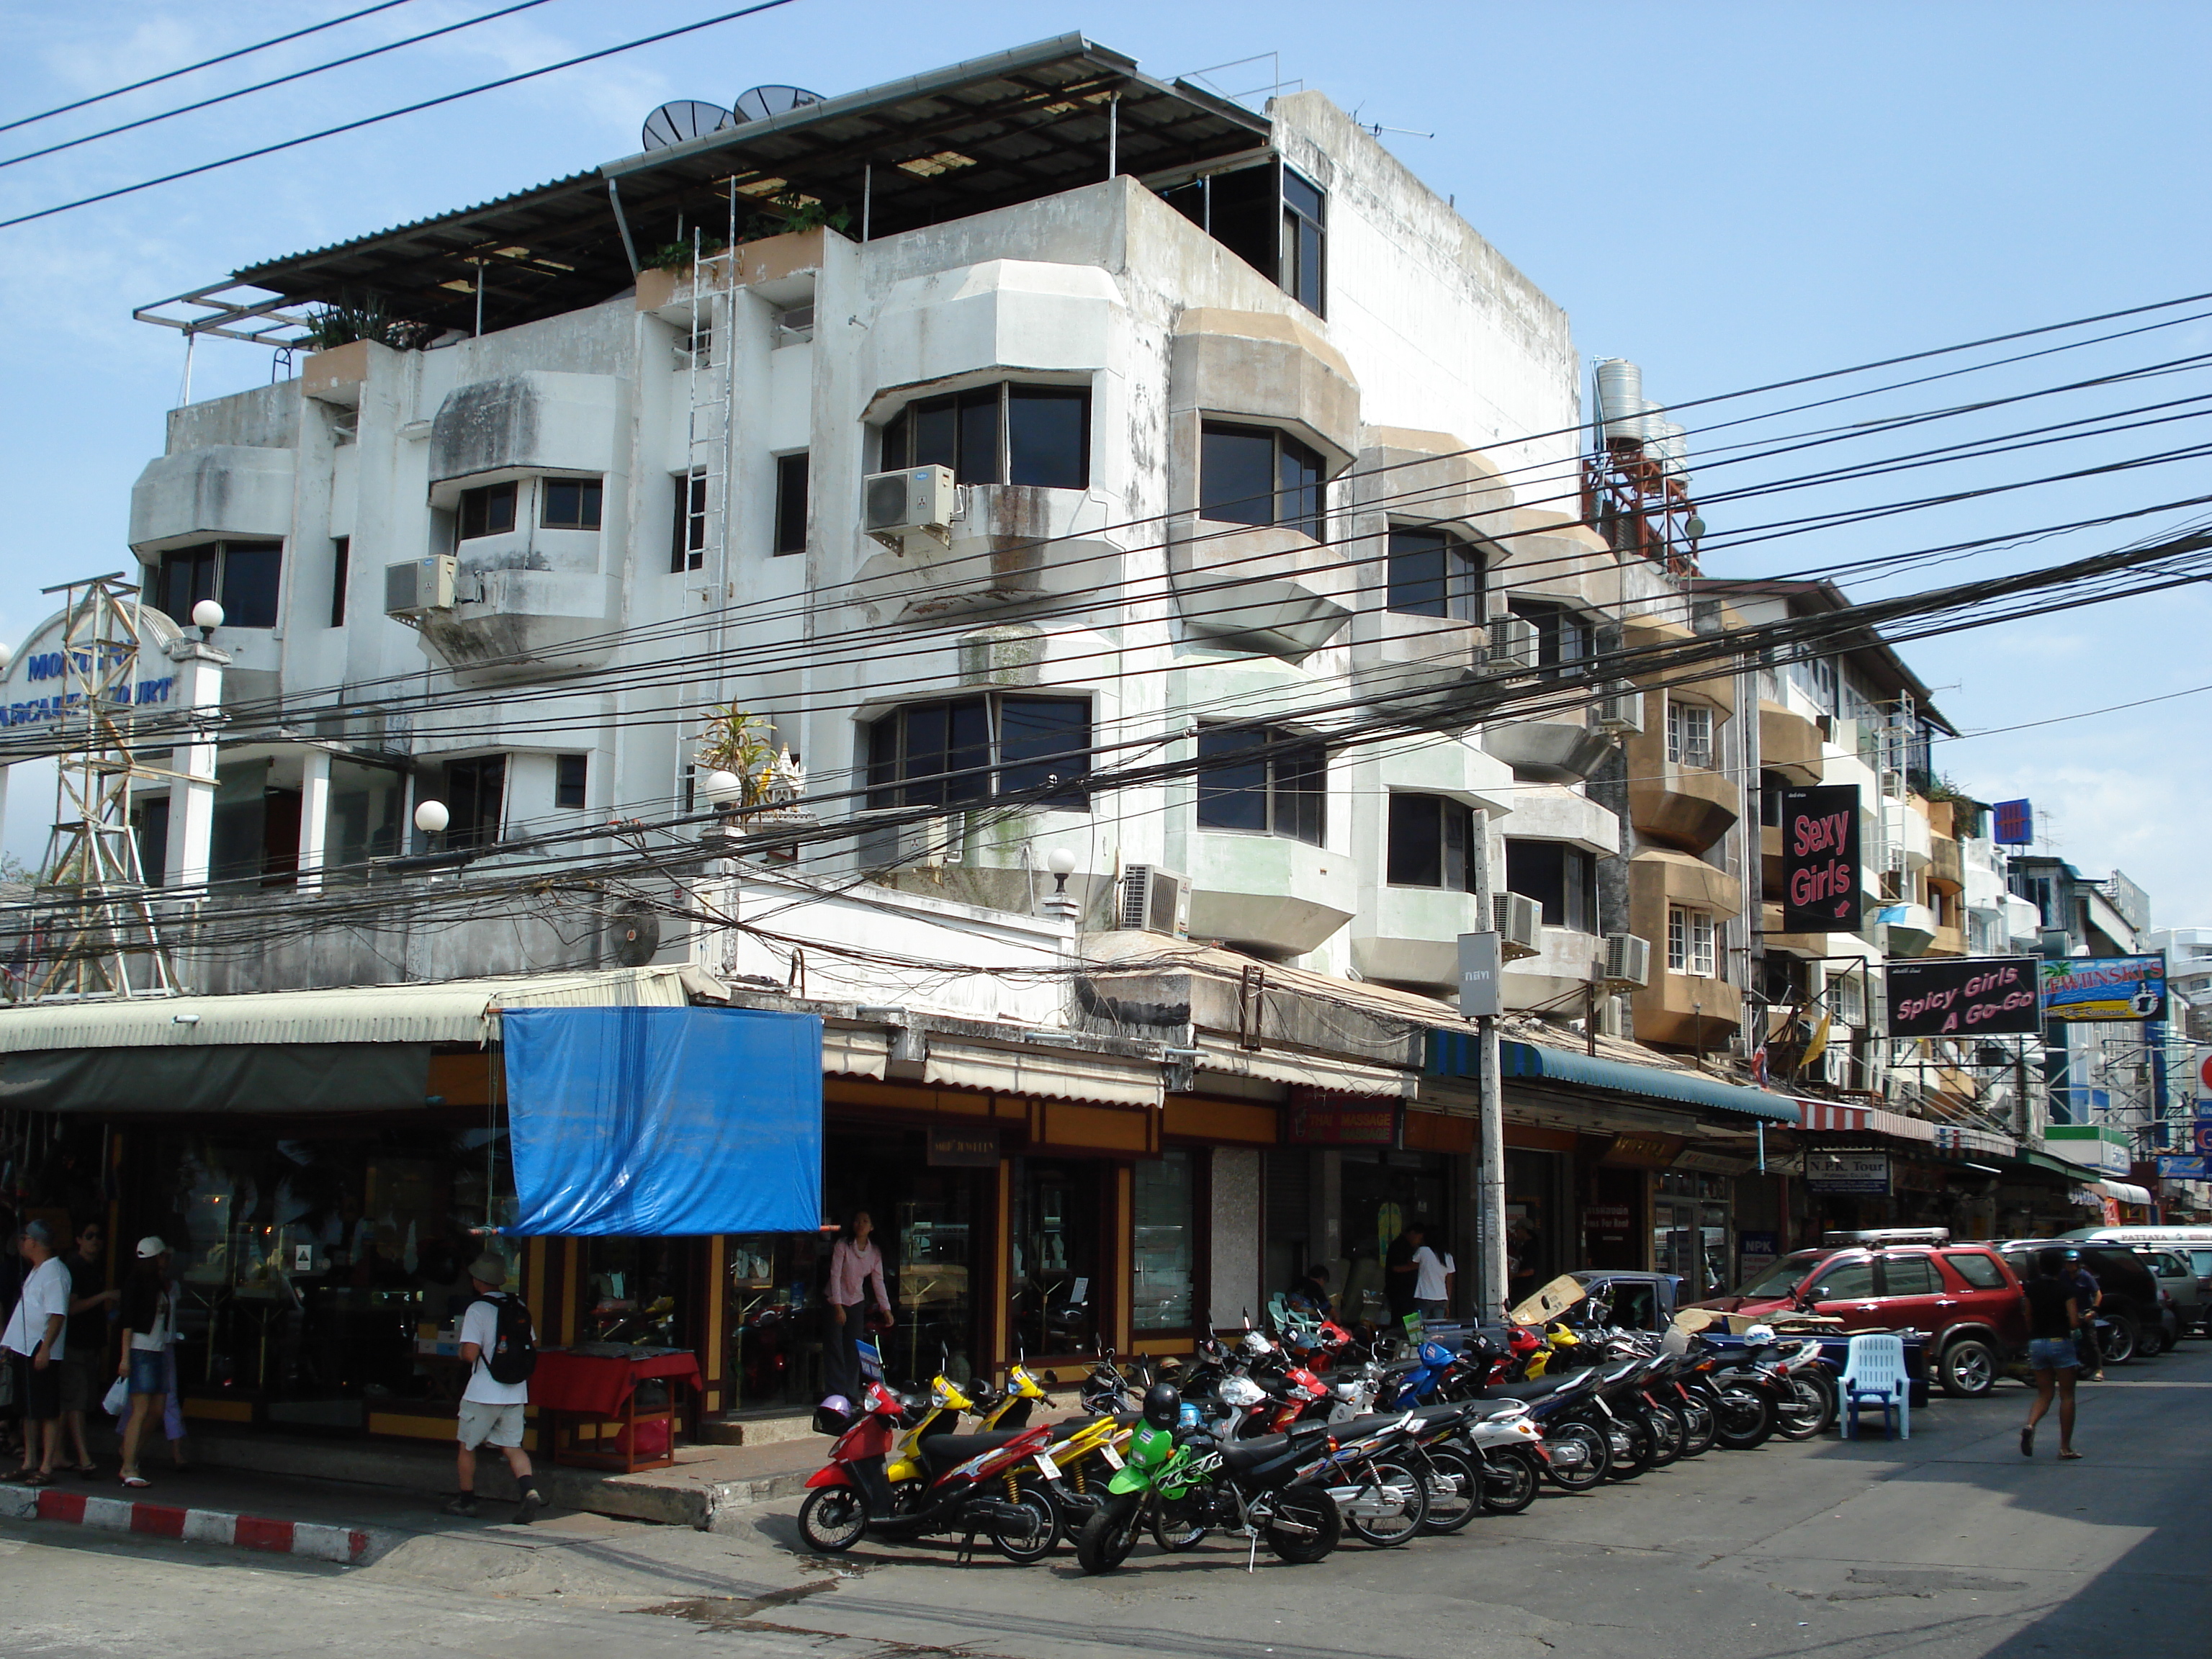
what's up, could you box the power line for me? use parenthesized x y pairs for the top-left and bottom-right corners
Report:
(0, 1), (421, 135)
(0, 0), (562, 174)
(0, 0), (804, 231)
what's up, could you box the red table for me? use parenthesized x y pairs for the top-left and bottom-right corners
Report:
(531, 1349), (703, 1473)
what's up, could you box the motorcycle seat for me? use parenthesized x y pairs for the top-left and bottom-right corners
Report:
(914, 1431), (1023, 1472)
(1474, 1375), (1569, 1403)
(1218, 1421), (1331, 1473)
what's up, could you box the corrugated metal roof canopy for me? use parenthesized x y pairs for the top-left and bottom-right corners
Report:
(1498, 1041), (1799, 1124)
(231, 35), (1269, 336)
(0, 965), (716, 1053)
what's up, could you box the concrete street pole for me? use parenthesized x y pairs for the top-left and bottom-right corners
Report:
(162, 638), (228, 894)
(297, 749), (331, 892)
(1464, 808), (1509, 1321)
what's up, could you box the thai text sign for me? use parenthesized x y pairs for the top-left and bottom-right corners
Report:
(2040, 953), (2167, 1023)
(1781, 785), (1861, 932)
(1885, 956), (2040, 1038)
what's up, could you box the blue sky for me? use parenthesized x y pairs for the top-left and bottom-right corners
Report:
(3, 1), (2208, 917)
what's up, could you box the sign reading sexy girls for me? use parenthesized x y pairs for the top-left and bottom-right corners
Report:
(1781, 784), (1862, 933)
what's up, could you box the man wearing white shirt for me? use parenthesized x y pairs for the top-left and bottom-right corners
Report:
(445, 1254), (543, 1523)
(4, 1220), (71, 1485)
(1411, 1237), (1455, 1323)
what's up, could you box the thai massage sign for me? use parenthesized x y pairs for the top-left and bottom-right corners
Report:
(1781, 784), (1861, 932)
(1887, 956), (2040, 1038)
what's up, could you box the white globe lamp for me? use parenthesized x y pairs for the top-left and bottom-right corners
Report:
(413, 799), (450, 835)
(190, 598), (224, 639)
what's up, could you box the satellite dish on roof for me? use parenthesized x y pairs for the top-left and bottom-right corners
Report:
(642, 100), (737, 150)
(732, 84), (822, 123)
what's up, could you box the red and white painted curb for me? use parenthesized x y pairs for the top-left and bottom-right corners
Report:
(0, 1483), (385, 1565)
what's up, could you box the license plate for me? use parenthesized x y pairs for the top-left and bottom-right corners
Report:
(1098, 1445), (1124, 1470)
(1034, 1452), (1061, 1481)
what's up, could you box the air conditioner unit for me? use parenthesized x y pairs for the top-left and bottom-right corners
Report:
(1493, 891), (1543, 961)
(1593, 682), (1645, 734)
(1600, 931), (1651, 989)
(1485, 614), (1538, 673)
(1119, 863), (1190, 938)
(385, 554), (457, 619)
(863, 464), (956, 548)
(1689, 595), (1725, 636)
(894, 814), (960, 868)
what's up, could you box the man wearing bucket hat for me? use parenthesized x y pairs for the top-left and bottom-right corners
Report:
(446, 1252), (544, 1523)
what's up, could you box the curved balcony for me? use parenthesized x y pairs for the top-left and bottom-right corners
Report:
(1627, 761), (1739, 853)
(1758, 699), (1823, 786)
(1183, 832), (1355, 957)
(1350, 885), (1486, 989)
(1167, 522), (1351, 658)
(1482, 716), (1615, 785)
(854, 485), (1124, 621)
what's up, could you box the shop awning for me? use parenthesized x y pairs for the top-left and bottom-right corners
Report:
(924, 1040), (1161, 1108)
(1498, 1043), (1798, 1123)
(1198, 1038), (1416, 1100)
(2092, 1179), (2154, 1208)
(1791, 1096), (1936, 1142)
(505, 1006), (822, 1236)
(0, 965), (716, 1052)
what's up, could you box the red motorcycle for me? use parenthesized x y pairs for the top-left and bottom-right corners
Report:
(796, 1380), (1063, 1563)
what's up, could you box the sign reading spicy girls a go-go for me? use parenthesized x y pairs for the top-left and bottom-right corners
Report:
(1886, 956), (2041, 1038)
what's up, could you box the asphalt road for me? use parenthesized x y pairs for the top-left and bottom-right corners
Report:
(6, 1341), (2209, 1659)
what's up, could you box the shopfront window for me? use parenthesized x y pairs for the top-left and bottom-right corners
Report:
(581, 1238), (691, 1349)
(1012, 1159), (1100, 1359)
(1339, 1150), (1449, 1323)
(144, 1123), (515, 1432)
(1503, 1149), (1563, 1308)
(1133, 1151), (1196, 1333)
(1654, 1171), (1731, 1298)
(823, 1128), (982, 1388)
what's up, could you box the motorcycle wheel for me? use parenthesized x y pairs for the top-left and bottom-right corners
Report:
(1075, 1494), (1144, 1575)
(2101, 1316), (2137, 1365)
(796, 1486), (868, 1553)
(1712, 1388), (1776, 1450)
(1265, 1489), (1344, 1564)
(1478, 1447), (1539, 1516)
(1345, 1457), (1429, 1547)
(1541, 1419), (1610, 1492)
(1642, 1402), (1686, 1467)
(1151, 1501), (1207, 1553)
(1774, 1374), (1837, 1441)
(988, 1471), (1063, 1565)
(1676, 1399), (1717, 1458)
(1416, 1447), (1482, 1536)
(1604, 1413), (1654, 1482)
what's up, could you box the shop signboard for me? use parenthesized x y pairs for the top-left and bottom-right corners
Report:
(1805, 1151), (1892, 1194)
(2194, 1115), (2212, 1157)
(1993, 799), (2034, 845)
(1737, 1231), (1779, 1278)
(2159, 1155), (2211, 1179)
(2039, 953), (2167, 1023)
(1600, 1132), (1686, 1170)
(1780, 783), (1862, 932)
(2045, 1122), (2132, 1177)
(0, 601), (181, 729)
(926, 1126), (999, 1167)
(1285, 1096), (1403, 1148)
(1885, 956), (2040, 1038)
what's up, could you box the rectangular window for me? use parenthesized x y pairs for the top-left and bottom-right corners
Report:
(155, 546), (217, 627)
(670, 469), (706, 572)
(879, 382), (1089, 489)
(1507, 839), (1596, 932)
(1387, 529), (1482, 621)
(1507, 598), (1594, 670)
(1200, 421), (1326, 539)
(555, 753), (588, 811)
(1161, 161), (1326, 315)
(1666, 698), (1715, 769)
(540, 477), (603, 531)
(329, 537), (349, 628)
(1133, 1149), (1197, 1332)
(866, 695), (1092, 812)
(1196, 726), (1326, 845)
(131, 794), (169, 887)
(1667, 907), (1715, 976)
(443, 755), (505, 852)
(773, 452), (809, 556)
(459, 481), (518, 540)
(1388, 793), (1475, 891)
(148, 541), (284, 630)
(1280, 167), (1326, 315)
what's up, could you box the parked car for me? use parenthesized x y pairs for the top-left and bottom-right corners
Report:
(2061, 1227), (2212, 1336)
(2136, 1249), (2202, 1336)
(1691, 1227), (2027, 1398)
(1991, 1241), (2180, 1361)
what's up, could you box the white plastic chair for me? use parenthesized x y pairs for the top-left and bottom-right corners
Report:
(1838, 1333), (1909, 1439)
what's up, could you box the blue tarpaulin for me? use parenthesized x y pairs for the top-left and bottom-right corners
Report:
(503, 1005), (822, 1236)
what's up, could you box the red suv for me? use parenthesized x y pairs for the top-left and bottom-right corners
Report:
(1694, 1228), (2028, 1397)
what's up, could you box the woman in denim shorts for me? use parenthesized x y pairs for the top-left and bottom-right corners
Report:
(2020, 1246), (2083, 1460)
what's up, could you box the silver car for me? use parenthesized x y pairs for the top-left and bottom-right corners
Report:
(2137, 1249), (2203, 1337)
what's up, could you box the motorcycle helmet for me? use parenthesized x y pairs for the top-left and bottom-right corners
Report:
(1219, 1375), (1267, 1409)
(1743, 1323), (1776, 1346)
(1238, 1330), (1274, 1359)
(1419, 1340), (1455, 1367)
(1142, 1381), (1184, 1429)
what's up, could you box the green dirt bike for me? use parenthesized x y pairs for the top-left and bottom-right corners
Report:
(1074, 1387), (1343, 1575)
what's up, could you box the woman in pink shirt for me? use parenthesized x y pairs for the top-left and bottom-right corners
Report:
(823, 1210), (890, 1405)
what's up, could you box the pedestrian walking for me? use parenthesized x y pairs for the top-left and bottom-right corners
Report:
(2062, 1249), (2104, 1380)
(58, 1220), (118, 1478)
(822, 1210), (890, 1406)
(2021, 1246), (2085, 1460)
(116, 1239), (179, 1489)
(445, 1254), (544, 1523)
(4, 1220), (71, 1485)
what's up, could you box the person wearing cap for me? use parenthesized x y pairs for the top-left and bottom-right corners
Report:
(446, 1253), (543, 1522)
(115, 1238), (181, 1488)
(4, 1219), (71, 1485)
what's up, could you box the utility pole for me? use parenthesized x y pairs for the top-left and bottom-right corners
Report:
(1461, 809), (1508, 1321)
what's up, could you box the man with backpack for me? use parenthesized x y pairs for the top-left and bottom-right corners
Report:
(446, 1254), (543, 1523)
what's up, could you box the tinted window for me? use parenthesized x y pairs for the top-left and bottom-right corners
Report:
(1944, 1251), (2008, 1290)
(1879, 1255), (1941, 1296)
(555, 754), (588, 810)
(996, 698), (1090, 806)
(881, 384), (1089, 489)
(541, 478), (603, 530)
(867, 695), (1090, 811)
(1506, 839), (1596, 932)
(1199, 423), (1276, 526)
(1387, 793), (1473, 891)
(1196, 727), (1323, 845)
(154, 546), (218, 626)
(459, 481), (517, 539)
(1386, 529), (1481, 621)
(219, 542), (282, 629)
(1807, 1260), (1875, 1301)
(773, 452), (809, 556)
(1006, 387), (1087, 488)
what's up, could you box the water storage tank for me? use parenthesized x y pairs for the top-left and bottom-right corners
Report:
(1594, 359), (1647, 443)
(1649, 418), (1691, 492)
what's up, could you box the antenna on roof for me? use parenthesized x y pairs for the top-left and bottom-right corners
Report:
(732, 84), (822, 122)
(642, 101), (737, 150)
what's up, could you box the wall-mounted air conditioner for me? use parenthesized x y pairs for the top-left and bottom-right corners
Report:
(1593, 683), (1645, 734)
(894, 814), (960, 868)
(385, 554), (457, 619)
(863, 464), (956, 549)
(1600, 931), (1651, 989)
(1494, 891), (1543, 960)
(1120, 863), (1191, 938)
(1485, 614), (1537, 672)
